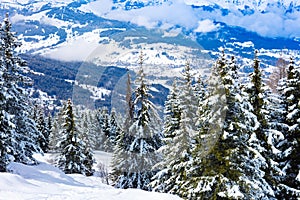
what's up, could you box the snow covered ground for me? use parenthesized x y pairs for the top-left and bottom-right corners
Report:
(0, 152), (181, 200)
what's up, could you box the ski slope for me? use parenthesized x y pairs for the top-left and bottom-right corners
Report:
(0, 152), (181, 200)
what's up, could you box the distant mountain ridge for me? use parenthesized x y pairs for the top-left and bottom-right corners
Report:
(114, 0), (300, 11)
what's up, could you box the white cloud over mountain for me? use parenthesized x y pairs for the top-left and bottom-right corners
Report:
(102, 0), (300, 38)
(195, 19), (220, 33)
(104, 0), (198, 29)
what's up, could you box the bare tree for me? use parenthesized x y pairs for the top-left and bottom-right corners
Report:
(267, 57), (288, 93)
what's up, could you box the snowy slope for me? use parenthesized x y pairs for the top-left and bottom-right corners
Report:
(0, 153), (182, 200)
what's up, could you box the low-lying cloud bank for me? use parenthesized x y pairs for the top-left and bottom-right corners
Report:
(82, 0), (300, 38)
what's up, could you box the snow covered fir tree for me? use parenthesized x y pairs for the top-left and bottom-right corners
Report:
(151, 79), (182, 193)
(276, 57), (300, 199)
(56, 99), (94, 176)
(111, 51), (163, 191)
(151, 61), (201, 194)
(0, 15), (43, 171)
(35, 105), (50, 153)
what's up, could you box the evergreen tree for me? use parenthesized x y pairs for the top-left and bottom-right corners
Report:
(264, 88), (286, 190)
(95, 108), (108, 150)
(79, 112), (92, 147)
(111, 51), (162, 191)
(82, 144), (95, 176)
(46, 112), (53, 149)
(0, 80), (13, 171)
(88, 110), (100, 150)
(32, 104), (38, 123)
(178, 52), (228, 199)
(83, 110), (98, 149)
(180, 54), (274, 199)
(36, 107), (49, 153)
(151, 79), (182, 192)
(49, 109), (63, 152)
(0, 21), (13, 172)
(162, 109), (194, 195)
(178, 61), (198, 134)
(57, 99), (90, 175)
(0, 14), (42, 166)
(111, 71), (134, 185)
(246, 51), (269, 145)
(277, 57), (300, 198)
(102, 108), (112, 152)
(246, 51), (279, 197)
(108, 108), (122, 149)
(79, 111), (95, 176)
(152, 62), (206, 196)
(125, 70), (134, 123)
(193, 76), (207, 134)
(161, 79), (181, 141)
(193, 76), (207, 107)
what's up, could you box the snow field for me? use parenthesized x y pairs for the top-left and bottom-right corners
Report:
(0, 152), (182, 200)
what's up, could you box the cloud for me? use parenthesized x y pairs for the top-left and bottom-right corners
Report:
(227, 12), (300, 38)
(79, 0), (113, 16)
(194, 19), (219, 33)
(83, 0), (300, 38)
(104, 1), (198, 30)
(193, 6), (300, 38)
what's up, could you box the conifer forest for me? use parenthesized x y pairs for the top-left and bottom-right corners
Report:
(0, 15), (299, 200)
